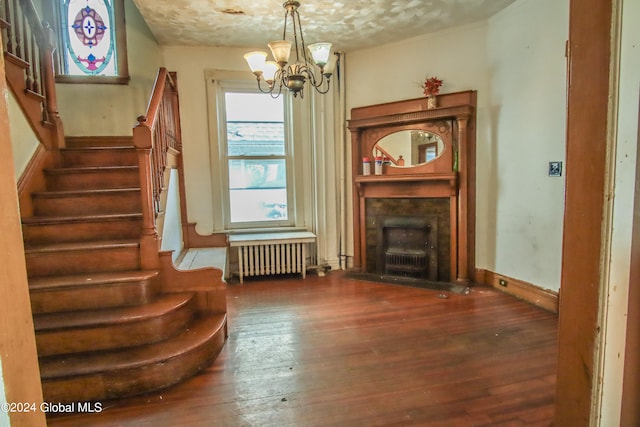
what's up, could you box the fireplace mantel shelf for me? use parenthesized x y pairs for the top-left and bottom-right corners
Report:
(354, 172), (457, 184)
(354, 172), (457, 199)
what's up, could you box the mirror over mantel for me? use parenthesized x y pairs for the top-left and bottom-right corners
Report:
(347, 90), (477, 284)
(374, 130), (445, 168)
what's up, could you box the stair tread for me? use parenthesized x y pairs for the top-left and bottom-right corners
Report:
(32, 188), (140, 198)
(34, 292), (194, 331)
(22, 213), (142, 225)
(40, 314), (227, 379)
(25, 239), (139, 253)
(61, 146), (135, 151)
(29, 270), (158, 292)
(44, 165), (139, 174)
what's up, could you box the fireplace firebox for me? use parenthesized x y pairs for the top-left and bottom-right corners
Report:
(376, 216), (438, 281)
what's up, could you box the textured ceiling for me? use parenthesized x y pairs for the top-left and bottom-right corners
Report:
(132, 0), (517, 52)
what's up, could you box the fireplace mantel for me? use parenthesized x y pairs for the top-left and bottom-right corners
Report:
(354, 173), (458, 197)
(348, 91), (476, 284)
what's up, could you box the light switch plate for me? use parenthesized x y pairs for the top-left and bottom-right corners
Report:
(549, 161), (563, 177)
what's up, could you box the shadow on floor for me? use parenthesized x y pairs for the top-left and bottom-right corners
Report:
(346, 272), (471, 294)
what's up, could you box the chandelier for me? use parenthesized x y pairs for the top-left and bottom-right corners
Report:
(244, 1), (335, 98)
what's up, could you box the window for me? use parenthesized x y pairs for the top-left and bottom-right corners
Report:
(47, 0), (129, 83)
(221, 91), (293, 227)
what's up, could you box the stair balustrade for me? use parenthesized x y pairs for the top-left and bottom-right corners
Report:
(1, 0), (63, 151)
(133, 68), (182, 269)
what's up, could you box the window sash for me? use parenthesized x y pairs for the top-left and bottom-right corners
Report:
(219, 88), (294, 229)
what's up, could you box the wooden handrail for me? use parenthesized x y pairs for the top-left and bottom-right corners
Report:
(133, 67), (182, 269)
(139, 71), (177, 143)
(19, 0), (48, 47)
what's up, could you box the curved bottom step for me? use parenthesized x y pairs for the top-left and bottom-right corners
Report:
(40, 313), (227, 403)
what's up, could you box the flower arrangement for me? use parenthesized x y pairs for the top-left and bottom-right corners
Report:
(420, 76), (443, 97)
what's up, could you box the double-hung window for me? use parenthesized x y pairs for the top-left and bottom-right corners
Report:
(221, 90), (294, 228)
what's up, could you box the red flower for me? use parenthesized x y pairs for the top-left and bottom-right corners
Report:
(421, 76), (443, 96)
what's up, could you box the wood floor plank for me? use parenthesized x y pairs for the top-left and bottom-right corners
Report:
(47, 271), (557, 426)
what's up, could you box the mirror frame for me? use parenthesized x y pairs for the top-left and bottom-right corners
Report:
(373, 129), (446, 168)
(361, 121), (454, 176)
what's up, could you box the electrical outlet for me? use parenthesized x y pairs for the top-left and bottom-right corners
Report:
(499, 279), (508, 287)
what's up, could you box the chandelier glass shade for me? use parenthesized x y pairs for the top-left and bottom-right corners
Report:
(244, 1), (335, 98)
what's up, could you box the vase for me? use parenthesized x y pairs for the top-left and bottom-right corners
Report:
(426, 95), (437, 110)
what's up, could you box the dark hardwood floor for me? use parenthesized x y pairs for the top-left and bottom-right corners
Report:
(47, 271), (558, 426)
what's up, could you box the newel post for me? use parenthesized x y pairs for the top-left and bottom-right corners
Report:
(133, 116), (160, 270)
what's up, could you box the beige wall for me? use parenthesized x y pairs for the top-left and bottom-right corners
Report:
(485, 0), (569, 291)
(160, 169), (184, 261)
(7, 92), (39, 177)
(345, 0), (568, 291)
(56, 0), (163, 136)
(345, 22), (491, 264)
(161, 46), (251, 235)
(346, 21), (490, 108)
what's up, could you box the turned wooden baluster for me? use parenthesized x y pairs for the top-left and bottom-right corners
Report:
(133, 67), (181, 269)
(1, 0), (15, 54)
(20, 2), (35, 91)
(29, 29), (40, 95)
(12, 0), (22, 59)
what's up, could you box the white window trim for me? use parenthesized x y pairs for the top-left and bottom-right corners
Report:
(205, 70), (309, 232)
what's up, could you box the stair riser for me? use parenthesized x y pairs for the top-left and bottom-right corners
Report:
(23, 219), (142, 245)
(30, 280), (154, 315)
(65, 137), (133, 148)
(61, 149), (138, 167)
(26, 247), (140, 277)
(36, 300), (196, 357)
(45, 170), (140, 191)
(41, 317), (227, 403)
(33, 192), (141, 216)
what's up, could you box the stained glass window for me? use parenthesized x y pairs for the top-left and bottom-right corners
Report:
(61, 0), (117, 76)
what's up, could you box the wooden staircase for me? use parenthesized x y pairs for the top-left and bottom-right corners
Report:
(22, 136), (227, 403)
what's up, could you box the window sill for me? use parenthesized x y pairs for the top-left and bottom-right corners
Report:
(227, 226), (309, 235)
(55, 75), (131, 85)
